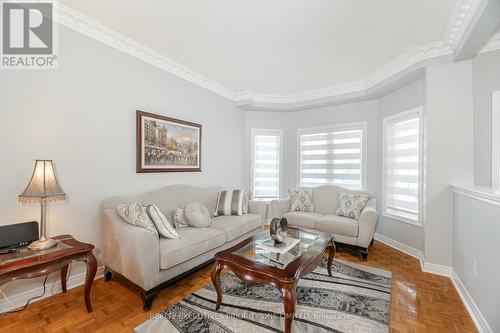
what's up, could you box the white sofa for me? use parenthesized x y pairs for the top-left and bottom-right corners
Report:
(101, 184), (266, 311)
(271, 185), (378, 260)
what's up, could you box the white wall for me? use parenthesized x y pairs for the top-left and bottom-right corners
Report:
(473, 50), (500, 187)
(453, 192), (500, 333)
(0, 26), (244, 300)
(377, 80), (425, 251)
(424, 60), (474, 266)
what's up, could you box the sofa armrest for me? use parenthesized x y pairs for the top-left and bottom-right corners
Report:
(357, 199), (378, 248)
(102, 208), (160, 290)
(270, 198), (291, 218)
(248, 200), (267, 225)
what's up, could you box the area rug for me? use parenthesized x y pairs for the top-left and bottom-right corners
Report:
(135, 259), (392, 333)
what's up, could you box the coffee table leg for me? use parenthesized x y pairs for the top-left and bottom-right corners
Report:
(211, 261), (223, 310)
(61, 264), (69, 293)
(327, 240), (336, 277)
(84, 251), (97, 313)
(283, 283), (297, 333)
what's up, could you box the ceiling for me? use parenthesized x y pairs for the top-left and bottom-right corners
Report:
(59, 0), (456, 95)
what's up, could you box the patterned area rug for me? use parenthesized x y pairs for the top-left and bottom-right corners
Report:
(135, 259), (392, 333)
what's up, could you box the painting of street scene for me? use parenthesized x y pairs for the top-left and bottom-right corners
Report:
(137, 111), (201, 172)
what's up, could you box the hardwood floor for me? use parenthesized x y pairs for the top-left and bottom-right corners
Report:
(0, 240), (477, 333)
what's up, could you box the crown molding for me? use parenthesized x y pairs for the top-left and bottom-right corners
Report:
(235, 41), (452, 111)
(54, 3), (236, 100)
(442, 0), (482, 49)
(53, 2), (487, 111)
(479, 30), (500, 53)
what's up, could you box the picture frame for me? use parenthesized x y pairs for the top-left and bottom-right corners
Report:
(136, 110), (202, 173)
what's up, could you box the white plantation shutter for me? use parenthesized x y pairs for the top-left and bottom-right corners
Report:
(252, 129), (282, 200)
(383, 108), (422, 223)
(299, 125), (364, 190)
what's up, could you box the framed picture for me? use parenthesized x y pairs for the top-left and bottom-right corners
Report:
(136, 111), (201, 173)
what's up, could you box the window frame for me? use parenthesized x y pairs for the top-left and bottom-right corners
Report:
(250, 128), (283, 201)
(492, 91), (500, 191)
(296, 121), (367, 191)
(382, 106), (424, 226)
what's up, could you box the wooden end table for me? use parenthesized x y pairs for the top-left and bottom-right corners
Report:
(211, 227), (335, 333)
(0, 235), (97, 312)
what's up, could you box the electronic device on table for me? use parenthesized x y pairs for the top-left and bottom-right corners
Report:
(0, 221), (39, 254)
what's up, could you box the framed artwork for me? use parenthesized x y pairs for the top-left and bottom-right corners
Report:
(136, 111), (201, 173)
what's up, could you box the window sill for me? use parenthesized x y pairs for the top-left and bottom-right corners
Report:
(382, 213), (422, 227)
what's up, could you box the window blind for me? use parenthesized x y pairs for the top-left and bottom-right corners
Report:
(384, 113), (420, 221)
(299, 127), (363, 190)
(252, 132), (281, 200)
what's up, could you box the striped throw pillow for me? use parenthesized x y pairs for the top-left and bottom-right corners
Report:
(215, 190), (246, 216)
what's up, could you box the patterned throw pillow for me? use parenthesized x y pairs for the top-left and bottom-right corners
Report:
(173, 207), (190, 228)
(214, 190), (245, 216)
(242, 191), (251, 214)
(289, 189), (315, 212)
(336, 193), (370, 220)
(116, 202), (158, 237)
(146, 205), (179, 239)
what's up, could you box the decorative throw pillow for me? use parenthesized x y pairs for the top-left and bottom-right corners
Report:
(289, 189), (314, 212)
(146, 205), (179, 239)
(242, 191), (251, 214)
(184, 202), (211, 228)
(336, 192), (370, 220)
(117, 202), (158, 237)
(214, 190), (245, 216)
(173, 207), (190, 228)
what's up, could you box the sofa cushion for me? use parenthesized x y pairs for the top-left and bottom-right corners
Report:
(316, 214), (359, 237)
(311, 185), (374, 215)
(282, 211), (323, 229)
(185, 202), (211, 228)
(210, 214), (261, 242)
(336, 192), (370, 220)
(289, 189), (315, 212)
(159, 228), (225, 270)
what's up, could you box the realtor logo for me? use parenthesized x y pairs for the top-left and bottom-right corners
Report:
(1, 1), (57, 69)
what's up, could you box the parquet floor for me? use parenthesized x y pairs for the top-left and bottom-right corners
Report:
(0, 240), (477, 333)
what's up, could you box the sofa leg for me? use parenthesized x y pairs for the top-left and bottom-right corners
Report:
(360, 248), (368, 261)
(370, 238), (374, 246)
(141, 289), (159, 312)
(104, 267), (113, 282)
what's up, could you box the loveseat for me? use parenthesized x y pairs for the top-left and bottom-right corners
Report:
(271, 185), (378, 260)
(101, 184), (266, 311)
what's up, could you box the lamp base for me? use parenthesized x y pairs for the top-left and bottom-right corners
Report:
(28, 238), (58, 251)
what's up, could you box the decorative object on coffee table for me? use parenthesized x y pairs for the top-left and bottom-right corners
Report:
(269, 217), (288, 244)
(211, 227), (336, 333)
(0, 235), (97, 312)
(136, 110), (201, 173)
(19, 160), (66, 251)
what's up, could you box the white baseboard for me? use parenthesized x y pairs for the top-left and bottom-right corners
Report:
(374, 233), (424, 260)
(374, 233), (452, 277)
(451, 270), (493, 333)
(420, 260), (452, 277)
(374, 233), (490, 333)
(0, 266), (104, 314)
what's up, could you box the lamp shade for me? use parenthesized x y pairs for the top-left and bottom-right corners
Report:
(19, 160), (66, 203)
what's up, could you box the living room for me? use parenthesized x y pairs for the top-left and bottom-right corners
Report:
(0, 1), (499, 332)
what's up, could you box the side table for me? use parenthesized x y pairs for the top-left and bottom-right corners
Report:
(0, 235), (97, 312)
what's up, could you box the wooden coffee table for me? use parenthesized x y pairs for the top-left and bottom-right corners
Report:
(0, 235), (97, 312)
(211, 227), (335, 333)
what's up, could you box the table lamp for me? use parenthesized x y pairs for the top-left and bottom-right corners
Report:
(19, 160), (66, 250)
